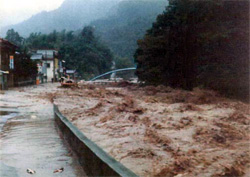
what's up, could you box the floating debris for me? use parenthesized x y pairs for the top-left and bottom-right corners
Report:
(53, 167), (64, 173)
(26, 168), (36, 174)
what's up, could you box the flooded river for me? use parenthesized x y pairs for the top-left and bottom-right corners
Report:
(0, 84), (86, 177)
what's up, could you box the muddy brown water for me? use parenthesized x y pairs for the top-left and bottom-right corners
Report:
(0, 87), (86, 177)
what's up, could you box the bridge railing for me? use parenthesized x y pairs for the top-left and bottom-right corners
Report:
(89, 67), (136, 81)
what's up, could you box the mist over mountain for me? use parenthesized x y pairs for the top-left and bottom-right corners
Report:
(1, 0), (168, 60)
(0, 0), (121, 37)
(91, 0), (168, 59)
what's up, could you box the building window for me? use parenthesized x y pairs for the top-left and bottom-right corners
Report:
(47, 63), (51, 68)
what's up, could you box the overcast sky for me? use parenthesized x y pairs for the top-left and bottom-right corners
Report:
(0, 0), (64, 28)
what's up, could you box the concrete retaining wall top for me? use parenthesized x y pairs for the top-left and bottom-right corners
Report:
(54, 105), (138, 177)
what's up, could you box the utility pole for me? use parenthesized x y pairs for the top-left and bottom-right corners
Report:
(53, 51), (56, 82)
(45, 51), (47, 83)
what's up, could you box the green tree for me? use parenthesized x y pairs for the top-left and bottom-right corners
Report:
(59, 26), (113, 79)
(135, 0), (249, 101)
(5, 29), (23, 46)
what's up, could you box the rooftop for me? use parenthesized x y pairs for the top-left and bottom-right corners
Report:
(31, 54), (43, 60)
(0, 38), (18, 49)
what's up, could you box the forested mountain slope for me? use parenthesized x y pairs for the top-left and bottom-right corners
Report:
(1, 0), (168, 61)
(91, 0), (168, 59)
(0, 0), (120, 37)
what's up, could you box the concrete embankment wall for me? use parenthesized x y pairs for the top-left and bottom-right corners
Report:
(54, 105), (138, 177)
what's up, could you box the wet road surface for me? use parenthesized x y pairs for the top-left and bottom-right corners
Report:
(0, 85), (86, 177)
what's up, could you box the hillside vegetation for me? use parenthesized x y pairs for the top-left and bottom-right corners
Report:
(91, 0), (167, 59)
(135, 0), (249, 101)
(0, 0), (121, 37)
(3, 0), (168, 72)
(6, 27), (114, 80)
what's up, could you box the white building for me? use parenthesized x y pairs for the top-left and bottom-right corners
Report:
(31, 50), (59, 82)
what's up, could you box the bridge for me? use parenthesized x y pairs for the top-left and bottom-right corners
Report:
(89, 67), (136, 81)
